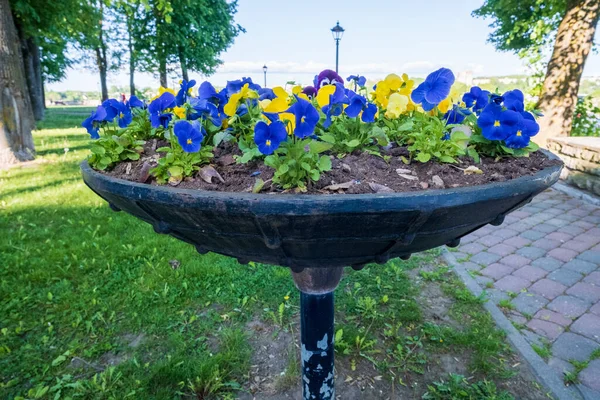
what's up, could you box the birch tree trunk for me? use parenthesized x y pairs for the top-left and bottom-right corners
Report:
(0, 0), (35, 166)
(534, 0), (600, 147)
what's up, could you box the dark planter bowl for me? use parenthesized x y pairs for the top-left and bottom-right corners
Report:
(80, 150), (562, 270)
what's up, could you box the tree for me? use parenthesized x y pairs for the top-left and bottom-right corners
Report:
(474, 0), (600, 146)
(0, 0), (35, 165)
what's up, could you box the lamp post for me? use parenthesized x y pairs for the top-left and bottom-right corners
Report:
(331, 21), (345, 74)
(262, 65), (268, 87)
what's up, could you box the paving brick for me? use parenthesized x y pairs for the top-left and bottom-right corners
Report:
(474, 275), (493, 287)
(567, 282), (600, 303)
(563, 259), (598, 274)
(531, 238), (562, 250)
(508, 311), (528, 326)
(491, 228), (518, 240)
(513, 265), (548, 282)
(533, 223), (559, 233)
(520, 230), (547, 241)
(548, 357), (575, 376)
(487, 243), (517, 257)
(561, 240), (594, 253)
(531, 257), (564, 272)
(534, 309), (572, 327)
(461, 233), (478, 244)
(470, 252), (502, 266)
(486, 289), (511, 303)
(592, 243), (600, 252)
(499, 254), (531, 268)
(505, 222), (531, 233)
(529, 279), (567, 300)
(460, 242), (486, 255)
(513, 292), (548, 315)
(453, 252), (468, 261)
(494, 275), (531, 293)
(554, 214), (579, 223)
(552, 332), (599, 362)
(574, 220), (595, 230)
(584, 271), (600, 286)
(480, 263), (514, 280)
(504, 236), (532, 248)
(569, 209), (591, 217)
(547, 295), (591, 319)
(580, 359), (600, 392)
(578, 250), (600, 264)
(547, 268), (583, 286)
(546, 218), (567, 227)
(547, 248), (579, 263)
(516, 246), (547, 260)
(557, 225), (586, 236)
(511, 210), (531, 218)
(462, 261), (482, 272)
(571, 313), (600, 342)
(477, 235), (504, 247)
(526, 318), (564, 341)
(547, 232), (574, 242)
(591, 303), (600, 316)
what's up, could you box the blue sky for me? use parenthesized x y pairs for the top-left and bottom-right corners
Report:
(48, 0), (600, 91)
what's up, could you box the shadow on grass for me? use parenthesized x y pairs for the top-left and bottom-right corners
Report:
(0, 177), (84, 200)
(37, 144), (90, 157)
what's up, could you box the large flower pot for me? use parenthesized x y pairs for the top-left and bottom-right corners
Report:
(80, 150), (562, 399)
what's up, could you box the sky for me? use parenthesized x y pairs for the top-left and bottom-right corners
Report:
(47, 0), (600, 92)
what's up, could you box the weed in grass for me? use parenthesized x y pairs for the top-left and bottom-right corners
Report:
(564, 359), (589, 386)
(531, 342), (552, 360)
(498, 299), (515, 310)
(274, 347), (300, 392)
(420, 266), (450, 282)
(422, 373), (514, 399)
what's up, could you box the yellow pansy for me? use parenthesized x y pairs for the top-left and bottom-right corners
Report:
(385, 93), (409, 119)
(260, 87), (290, 113)
(279, 112), (296, 135)
(150, 86), (177, 101)
(292, 85), (303, 95)
(224, 83), (258, 116)
(316, 85), (336, 108)
(398, 73), (415, 96)
(384, 74), (403, 91)
(437, 87), (462, 113)
(173, 106), (186, 119)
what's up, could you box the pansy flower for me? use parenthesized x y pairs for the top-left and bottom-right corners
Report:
(116, 102), (133, 128)
(226, 77), (261, 96)
(302, 86), (317, 99)
(411, 68), (455, 111)
(101, 99), (121, 122)
(345, 93), (377, 123)
(505, 113), (539, 149)
(174, 120), (205, 153)
(347, 75), (367, 88)
(285, 96), (320, 138)
(502, 90), (525, 112)
(315, 69), (344, 89)
(477, 103), (519, 141)
(260, 87), (290, 113)
(258, 88), (275, 101)
(189, 98), (221, 126)
(462, 86), (490, 113)
(254, 120), (287, 155)
(176, 79), (196, 106)
(385, 93), (409, 119)
(320, 83), (348, 128)
(128, 95), (145, 109)
(224, 83), (259, 116)
(82, 105), (107, 139)
(444, 105), (472, 125)
(148, 92), (176, 128)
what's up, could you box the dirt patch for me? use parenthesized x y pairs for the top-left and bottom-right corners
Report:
(99, 142), (561, 194)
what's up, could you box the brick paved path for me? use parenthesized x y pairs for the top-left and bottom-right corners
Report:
(455, 188), (600, 397)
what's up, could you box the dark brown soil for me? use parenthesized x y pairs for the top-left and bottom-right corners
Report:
(101, 141), (562, 194)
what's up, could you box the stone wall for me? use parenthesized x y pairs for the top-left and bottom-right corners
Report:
(547, 137), (600, 196)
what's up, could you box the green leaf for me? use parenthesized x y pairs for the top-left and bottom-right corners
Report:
(310, 170), (320, 181)
(397, 121), (414, 131)
(371, 126), (390, 146)
(416, 152), (431, 163)
(213, 130), (233, 147)
(318, 155), (332, 171)
(309, 141), (333, 154)
(90, 145), (105, 155)
(278, 163), (289, 174)
(51, 355), (66, 367)
(252, 179), (265, 193)
(438, 155), (457, 163)
(320, 134), (336, 144)
(301, 162), (311, 171)
(346, 139), (360, 148)
(156, 146), (171, 153)
(168, 166), (183, 177)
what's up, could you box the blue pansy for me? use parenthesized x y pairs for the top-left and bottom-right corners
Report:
(346, 75), (367, 88)
(189, 98), (221, 126)
(128, 95), (145, 109)
(116, 102), (133, 128)
(176, 79), (196, 106)
(344, 94), (377, 123)
(262, 112), (280, 123)
(258, 88), (275, 101)
(285, 96), (320, 138)
(322, 83), (348, 128)
(174, 120), (205, 153)
(477, 104), (519, 141)
(226, 77), (260, 96)
(82, 105), (107, 139)
(411, 68), (455, 111)
(254, 120), (287, 155)
(102, 99), (121, 122)
(149, 92), (176, 128)
(444, 105), (472, 125)
(490, 94), (504, 105)
(505, 113), (539, 149)
(462, 86), (489, 112)
(503, 90), (525, 112)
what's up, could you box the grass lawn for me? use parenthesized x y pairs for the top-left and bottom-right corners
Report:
(1, 107), (549, 399)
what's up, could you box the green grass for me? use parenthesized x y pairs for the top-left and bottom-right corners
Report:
(0, 108), (540, 399)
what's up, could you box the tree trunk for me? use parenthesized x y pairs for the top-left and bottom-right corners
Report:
(41, 76), (46, 109)
(127, 14), (135, 96)
(534, 0), (600, 147)
(179, 47), (188, 82)
(159, 56), (168, 87)
(96, 1), (108, 101)
(31, 41), (44, 118)
(0, 0), (35, 166)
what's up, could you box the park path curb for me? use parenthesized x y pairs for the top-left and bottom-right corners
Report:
(442, 249), (587, 400)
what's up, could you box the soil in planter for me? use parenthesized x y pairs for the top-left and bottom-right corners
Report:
(102, 140), (562, 194)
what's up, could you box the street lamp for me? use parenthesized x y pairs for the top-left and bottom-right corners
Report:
(262, 65), (268, 87)
(331, 21), (345, 74)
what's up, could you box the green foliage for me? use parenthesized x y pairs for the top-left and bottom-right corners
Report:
(469, 131), (539, 159)
(319, 117), (389, 154)
(264, 139), (332, 191)
(151, 144), (214, 184)
(88, 133), (145, 170)
(423, 373), (513, 399)
(572, 96), (600, 137)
